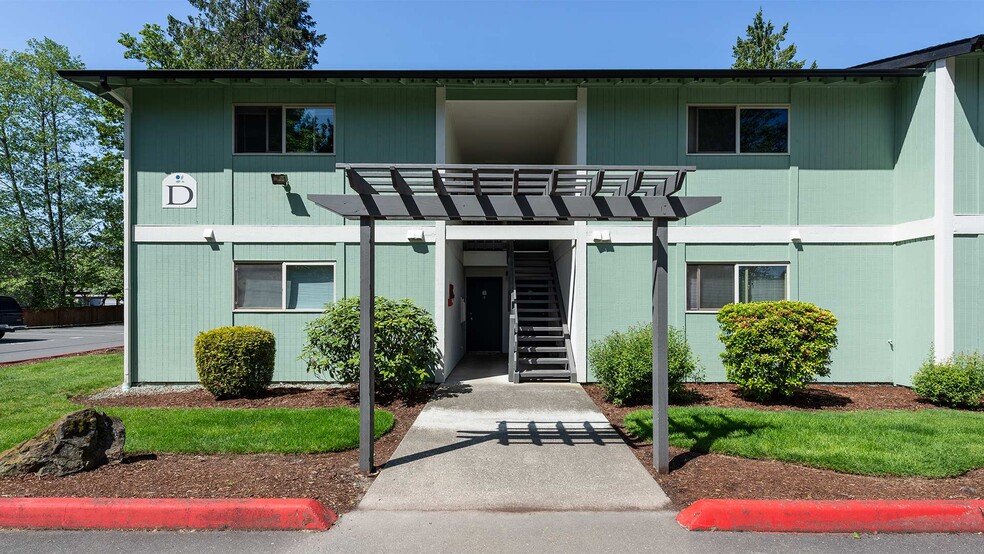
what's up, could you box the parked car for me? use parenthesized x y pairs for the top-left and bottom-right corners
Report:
(0, 296), (27, 339)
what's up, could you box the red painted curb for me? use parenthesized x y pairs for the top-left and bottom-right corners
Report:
(677, 499), (984, 533)
(0, 498), (336, 531)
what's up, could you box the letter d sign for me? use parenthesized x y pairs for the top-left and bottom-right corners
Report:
(162, 173), (197, 208)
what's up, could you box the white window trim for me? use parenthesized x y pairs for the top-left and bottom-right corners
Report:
(233, 261), (336, 313)
(687, 104), (790, 156)
(232, 103), (337, 156)
(685, 262), (790, 313)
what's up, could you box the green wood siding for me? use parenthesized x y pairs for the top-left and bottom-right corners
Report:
(955, 236), (984, 355)
(955, 55), (984, 214)
(133, 243), (233, 383)
(893, 238), (934, 385)
(894, 74), (935, 223)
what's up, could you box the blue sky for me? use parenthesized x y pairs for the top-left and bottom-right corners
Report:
(1, 0), (982, 69)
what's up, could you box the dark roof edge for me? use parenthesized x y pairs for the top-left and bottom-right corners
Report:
(852, 35), (984, 69)
(58, 67), (926, 82)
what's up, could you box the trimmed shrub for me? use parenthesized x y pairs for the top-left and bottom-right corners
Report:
(300, 296), (439, 398)
(194, 326), (276, 399)
(589, 324), (703, 407)
(717, 301), (838, 401)
(912, 352), (984, 408)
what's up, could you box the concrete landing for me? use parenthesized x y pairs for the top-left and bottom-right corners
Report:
(358, 354), (670, 511)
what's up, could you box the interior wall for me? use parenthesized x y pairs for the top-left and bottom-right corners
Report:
(444, 240), (467, 373)
(445, 100), (578, 165)
(550, 240), (577, 373)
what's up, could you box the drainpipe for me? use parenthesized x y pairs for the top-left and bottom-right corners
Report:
(101, 78), (133, 391)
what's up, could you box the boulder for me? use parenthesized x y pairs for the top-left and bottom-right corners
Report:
(0, 409), (125, 477)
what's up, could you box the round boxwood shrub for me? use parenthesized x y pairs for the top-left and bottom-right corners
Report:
(194, 325), (276, 399)
(717, 301), (838, 401)
(300, 296), (439, 398)
(912, 352), (984, 408)
(588, 324), (703, 407)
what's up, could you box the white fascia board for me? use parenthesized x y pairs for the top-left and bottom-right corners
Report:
(446, 225), (576, 241)
(954, 214), (984, 234)
(134, 225), (437, 244)
(576, 221), (935, 245)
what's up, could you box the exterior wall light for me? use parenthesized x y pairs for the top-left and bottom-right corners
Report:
(789, 229), (802, 243)
(592, 230), (611, 242)
(406, 229), (425, 241)
(271, 173), (289, 186)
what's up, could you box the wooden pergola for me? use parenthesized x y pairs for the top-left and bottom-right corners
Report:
(309, 164), (720, 474)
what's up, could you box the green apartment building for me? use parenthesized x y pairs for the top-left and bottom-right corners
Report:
(61, 35), (984, 388)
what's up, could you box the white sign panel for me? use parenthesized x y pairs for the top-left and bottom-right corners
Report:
(162, 173), (197, 208)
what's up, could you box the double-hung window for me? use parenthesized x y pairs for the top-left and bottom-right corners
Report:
(686, 264), (788, 311)
(234, 105), (335, 154)
(234, 262), (335, 311)
(687, 106), (789, 154)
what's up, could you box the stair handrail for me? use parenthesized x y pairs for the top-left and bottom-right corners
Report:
(507, 243), (518, 383)
(548, 251), (577, 383)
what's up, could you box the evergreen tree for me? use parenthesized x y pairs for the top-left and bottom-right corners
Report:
(732, 8), (816, 69)
(119, 0), (327, 69)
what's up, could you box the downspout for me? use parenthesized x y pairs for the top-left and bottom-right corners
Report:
(101, 77), (133, 391)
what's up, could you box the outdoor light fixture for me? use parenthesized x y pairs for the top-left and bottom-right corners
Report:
(270, 173), (289, 186)
(202, 228), (215, 240)
(789, 229), (802, 243)
(592, 230), (611, 242)
(406, 229), (425, 241)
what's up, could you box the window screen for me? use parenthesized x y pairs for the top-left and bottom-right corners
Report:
(285, 107), (334, 153)
(234, 106), (281, 153)
(286, 265), (334, 310)
(740, 108), (788, 154)
(235, 264), (282, 308)
(738, 265), (787, 303)
(687, 264), (735, 311)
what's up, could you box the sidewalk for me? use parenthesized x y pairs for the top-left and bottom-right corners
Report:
(356, 354), (670, 511)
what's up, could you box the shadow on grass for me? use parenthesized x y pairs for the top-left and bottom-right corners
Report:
(632, 412), (771, 471)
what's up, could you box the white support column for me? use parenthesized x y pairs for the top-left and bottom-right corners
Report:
(434, 221), (448, 382)
(105, 87), (133, 391)
(934, 57), (956, 362)
(573, 222), (588, 382)
(573, 87), (589, 382)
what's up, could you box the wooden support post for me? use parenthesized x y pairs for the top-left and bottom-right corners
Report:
(652, 218), (669, 474)
(359, 216), (376, 473)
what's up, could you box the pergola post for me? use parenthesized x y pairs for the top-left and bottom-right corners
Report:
(359, 216), (376, 473)
(652, 218), (670, 474)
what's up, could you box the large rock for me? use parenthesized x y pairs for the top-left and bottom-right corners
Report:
(0, 409), (125, 477)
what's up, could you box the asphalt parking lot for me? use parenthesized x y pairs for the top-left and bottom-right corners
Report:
(0, 325), (123, 363)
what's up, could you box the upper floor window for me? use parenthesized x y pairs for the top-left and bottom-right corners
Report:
(686, 263), (788, 311)
(687, 106), (788, 155)
(234, 105), (335, 154)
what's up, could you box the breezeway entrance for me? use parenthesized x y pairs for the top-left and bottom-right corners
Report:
(309, 163), (719, 474)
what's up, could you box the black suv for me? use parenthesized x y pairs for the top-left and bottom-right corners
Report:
(0, 296), (26, 339)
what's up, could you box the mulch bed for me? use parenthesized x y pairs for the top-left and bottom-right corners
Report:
(0, 385), (428, 514)
(583, 384), (984, 509)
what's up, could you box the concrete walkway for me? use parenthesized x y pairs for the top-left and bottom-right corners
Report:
(357, 354), (669, 511)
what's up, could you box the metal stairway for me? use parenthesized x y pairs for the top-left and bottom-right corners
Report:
(508, 244), (575, 383)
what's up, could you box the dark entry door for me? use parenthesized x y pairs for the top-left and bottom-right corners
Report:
(466, 277), (503, 352)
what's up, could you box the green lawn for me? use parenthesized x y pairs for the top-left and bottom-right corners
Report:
(0, 352), (393, 454)
(625, 407), (984, 478)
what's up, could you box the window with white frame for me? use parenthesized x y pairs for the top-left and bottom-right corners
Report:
(687, 106), (789, 154)
(234, 105), (335, 154)
(234, 262), (335, 311)
(686, 263), (788, 311)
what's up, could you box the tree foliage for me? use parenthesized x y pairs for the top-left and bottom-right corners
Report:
(732, 8), (816, 69)
(119, 0), (327, 69)
(0, 39), (123, 308)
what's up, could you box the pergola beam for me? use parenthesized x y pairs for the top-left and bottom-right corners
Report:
(307, 194), (720, 221)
